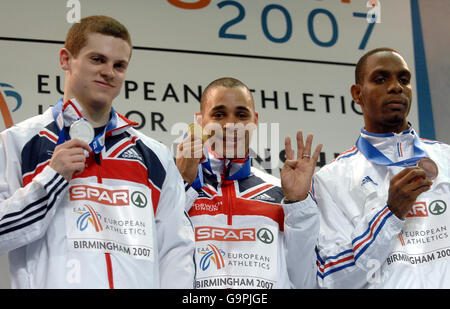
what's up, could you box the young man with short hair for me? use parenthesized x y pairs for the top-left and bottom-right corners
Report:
(176, 77), (322, 288)
(315, 48), (450, 288)
(0, 15), (195, 289)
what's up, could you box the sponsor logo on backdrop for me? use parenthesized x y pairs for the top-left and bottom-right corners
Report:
(0, 83), (22, 128)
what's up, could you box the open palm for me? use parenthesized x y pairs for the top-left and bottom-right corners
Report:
(281, 131), (322, 201)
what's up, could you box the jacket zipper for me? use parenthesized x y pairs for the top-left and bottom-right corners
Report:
(94, 151), (114, 289)
(95, 152), (102, 183)
(223, 181), (233, 226)
(221, 160), (233, 226)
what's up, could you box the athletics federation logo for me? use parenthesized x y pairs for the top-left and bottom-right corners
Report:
(0, 83), (22, 128)
(199, 244), (226, 271)
(76, 204), (103, 232)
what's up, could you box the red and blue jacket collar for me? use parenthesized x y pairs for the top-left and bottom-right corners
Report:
(52, 98), (137, 137)
(191, 146), (251, 189)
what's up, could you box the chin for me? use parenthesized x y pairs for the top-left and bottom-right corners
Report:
(90, 96), (114, 108)
(385, 116), (408, 131)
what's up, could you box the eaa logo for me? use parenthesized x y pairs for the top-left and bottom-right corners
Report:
(406, 202), (428, 218)
(70, 185), (129, 206)
(195, 227), (255, 242)
(199, 244), (226, 271)
(429, 200), (447, 216)
(0, 83), (22, 129)
(76, 204), (103, 232)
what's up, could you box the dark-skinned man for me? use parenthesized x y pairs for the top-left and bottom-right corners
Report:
(176, 77), (322, 289)
(314, 48), (450, 288)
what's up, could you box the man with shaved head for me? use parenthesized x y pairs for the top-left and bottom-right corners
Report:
(176, 77), (322, 289)
(314, 48), (450, 288)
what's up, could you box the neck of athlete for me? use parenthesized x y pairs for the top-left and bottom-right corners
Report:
(63, 93), (111, 128)
(364, 118), (409, 135)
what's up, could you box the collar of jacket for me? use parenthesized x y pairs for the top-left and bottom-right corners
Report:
(191, 146), (251, 189)
(52, 98), (138, 137)
(359, 123), (422, 164)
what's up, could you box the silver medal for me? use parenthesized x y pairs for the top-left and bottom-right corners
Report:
(70, 119), (94, 144)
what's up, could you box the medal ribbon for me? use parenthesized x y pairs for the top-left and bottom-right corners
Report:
(53, 99), (117, 154)
(191, 150), (251, 189)
(356, 129), (427, 167)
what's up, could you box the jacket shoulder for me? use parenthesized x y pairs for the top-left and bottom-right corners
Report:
(126, 128), (175, 171)
(250, 167), (281, 187)
(3, 110), (54, 141)
(317, 146), (361, 178)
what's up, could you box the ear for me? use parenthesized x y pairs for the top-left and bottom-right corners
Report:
(254, 111), (259, 126)
(59, 48), (72, 71)
(195, 112), (202, 125)
(350, 84), (363, 106)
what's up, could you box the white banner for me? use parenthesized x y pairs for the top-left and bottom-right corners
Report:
(0, 0), (423, 176)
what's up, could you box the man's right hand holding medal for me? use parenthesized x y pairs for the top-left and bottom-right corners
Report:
(176, 124), (207, 184)
(50, 139), (92, 181)
(387, 166), (433, 219)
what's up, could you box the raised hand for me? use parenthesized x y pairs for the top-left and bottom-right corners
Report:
(387, 166), (432, 219)
(281, 131), (322, 202)
(49, 138), (92, 181)
(176, 132), (206, 184)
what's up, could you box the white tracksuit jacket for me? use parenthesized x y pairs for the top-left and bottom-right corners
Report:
(314, 127), (450, 288)
(0, 99), (195, 289)
(185, 151), (319, 289)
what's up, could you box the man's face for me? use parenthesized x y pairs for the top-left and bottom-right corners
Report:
(199, 86), (258, 158)
(352, 51), (412, 134)
(62, 32), (131, 112)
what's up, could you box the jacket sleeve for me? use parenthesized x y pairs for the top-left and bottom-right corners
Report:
(0, 131), (69, 255)
(155, 149), (196, 288)
(313, 174), (404, 289)
(282, 195), (319, 289)
(183, 181), (199, 213)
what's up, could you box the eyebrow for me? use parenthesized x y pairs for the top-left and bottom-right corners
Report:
(210, 105), (226, 112)
(210, 105), (251, 112)
(235, 106), (251, 112)
(371, 68), (411, 76)
(88, 52), (129, 64)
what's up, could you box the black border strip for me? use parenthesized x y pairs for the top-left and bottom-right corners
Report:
(0, 36), (356, 67)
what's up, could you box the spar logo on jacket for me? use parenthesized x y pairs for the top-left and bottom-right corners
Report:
(195, 226), (275, 273)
